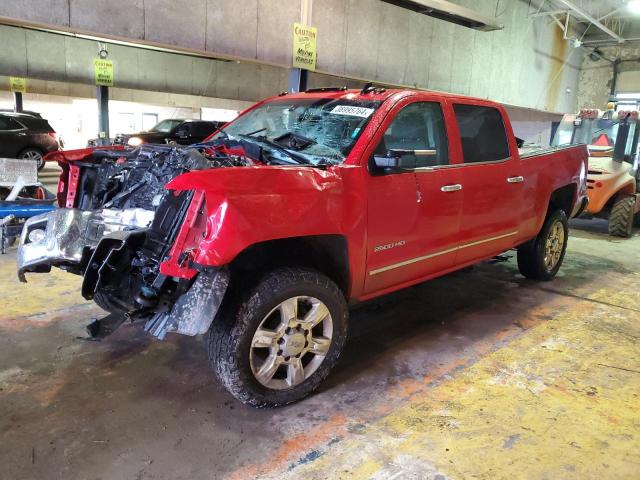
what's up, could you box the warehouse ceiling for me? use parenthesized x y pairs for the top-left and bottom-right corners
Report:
(532, 0), (640, 45)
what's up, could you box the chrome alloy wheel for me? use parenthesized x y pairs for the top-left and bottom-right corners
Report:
(21, 150), (44, 168)
(544, 220), (565, 270)
(249, 296), (333, 390)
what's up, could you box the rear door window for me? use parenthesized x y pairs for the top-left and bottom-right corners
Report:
(0, 116), (23, 131)
(453, 104), (510, 163)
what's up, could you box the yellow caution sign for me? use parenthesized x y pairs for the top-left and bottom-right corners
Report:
(9, 77), (26, 93)
(94, 59), (114, 87)
(292, 23), (317, 71)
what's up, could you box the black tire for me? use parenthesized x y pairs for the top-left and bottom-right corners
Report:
(608, 195), (635, 237)
(517, 209), (568, 281)
(208, 267), (349, 408)
(93, 291), (127, 314)
(19, 148), (45, 170)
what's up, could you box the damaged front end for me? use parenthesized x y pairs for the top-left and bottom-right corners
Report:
(17, 144), (239, 340)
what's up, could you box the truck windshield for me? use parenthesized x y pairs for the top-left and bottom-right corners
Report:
(211, 97), (382, 165)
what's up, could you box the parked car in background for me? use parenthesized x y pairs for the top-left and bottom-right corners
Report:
(0, 112), (62, 170)
(113, 119), (223, 147)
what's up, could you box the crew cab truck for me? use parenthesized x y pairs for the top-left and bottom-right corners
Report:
(17, 88), (588, 407)
(552, 108), (640, 237)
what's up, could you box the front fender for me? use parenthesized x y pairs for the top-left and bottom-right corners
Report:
(164, 166), (351, 267)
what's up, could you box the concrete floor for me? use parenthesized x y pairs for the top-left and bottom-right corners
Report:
(1, 204), (639, 479)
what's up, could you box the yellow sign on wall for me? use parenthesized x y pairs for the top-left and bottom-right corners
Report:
(9, 77), (26, 93)
(94, 59), (114, 86)
(293, 23), (317, 71)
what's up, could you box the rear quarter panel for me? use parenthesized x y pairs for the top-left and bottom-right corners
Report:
(519, 145), (588, 240)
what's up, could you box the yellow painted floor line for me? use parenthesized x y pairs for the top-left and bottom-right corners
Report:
(0, 260), (88, 319)
(267, 298), (640, 479)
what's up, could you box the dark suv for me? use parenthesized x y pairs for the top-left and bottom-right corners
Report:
(0, 112), (62, 170)
(113, 119), (223, 147)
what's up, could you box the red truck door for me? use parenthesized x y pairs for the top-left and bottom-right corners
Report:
(448, 102), (524, 264)
(364, 98), (462, 295)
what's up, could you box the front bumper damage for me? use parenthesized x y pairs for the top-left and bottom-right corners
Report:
(15, 144), (246, 340)
(17, 208), (229, 340)
(17, 207), (154, 281)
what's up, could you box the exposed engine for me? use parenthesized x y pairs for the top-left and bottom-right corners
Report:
(18, 143), (246, 339)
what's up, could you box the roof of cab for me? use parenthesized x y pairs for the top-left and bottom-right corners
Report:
(272, 87), (497, 105)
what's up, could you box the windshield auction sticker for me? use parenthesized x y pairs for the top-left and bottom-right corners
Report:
(330, 105), (375, 118)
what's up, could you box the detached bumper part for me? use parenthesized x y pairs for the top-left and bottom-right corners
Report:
(144, 267), (229, 340)
(17, 209), (93, 281)
(17, 207), (154, 282)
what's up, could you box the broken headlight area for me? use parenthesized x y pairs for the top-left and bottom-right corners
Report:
(17, 144), (242, 340)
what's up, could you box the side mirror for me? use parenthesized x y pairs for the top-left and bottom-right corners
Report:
(372, 149), (436, 173)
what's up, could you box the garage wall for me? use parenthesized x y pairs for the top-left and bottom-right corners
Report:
(577, 44), (640, 109)
(0, 0), (582, 113)
(0, 24), (291, 103)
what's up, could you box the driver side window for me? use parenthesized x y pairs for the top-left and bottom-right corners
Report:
(375, 102), (449, 167)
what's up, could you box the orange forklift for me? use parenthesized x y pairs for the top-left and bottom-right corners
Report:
(553, 108), (640, 237)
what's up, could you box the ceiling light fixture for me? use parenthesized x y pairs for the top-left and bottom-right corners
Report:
(629, 0), (640, 14)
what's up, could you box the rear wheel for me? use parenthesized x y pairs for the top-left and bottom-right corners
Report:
(517, 209), (568, 281)
(19, 148), (45, 170)
(608, 195), (635, 237)
(208, 268), (348, 408)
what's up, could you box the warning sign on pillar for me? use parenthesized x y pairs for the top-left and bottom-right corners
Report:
(9, 77), (26, 93)
(94, 59), (114, 87)
(292, 23), (317, 71)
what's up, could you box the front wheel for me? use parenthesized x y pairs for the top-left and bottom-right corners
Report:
(208, 268), (349, 408)
(517, 209), (568, 281)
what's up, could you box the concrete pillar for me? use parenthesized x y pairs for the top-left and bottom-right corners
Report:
(97, 85), (110, 146)
(13, 92), (23, 113)
(288, 0), (313, 93)
(288, 69), (308, 93)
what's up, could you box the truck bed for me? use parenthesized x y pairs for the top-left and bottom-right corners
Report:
(518, 144), (582, 159)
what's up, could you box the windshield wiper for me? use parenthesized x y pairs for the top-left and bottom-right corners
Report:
(242, 127), (267, 136)
(237, 134), (311, 165)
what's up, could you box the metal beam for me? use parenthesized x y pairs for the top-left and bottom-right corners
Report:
(288, 69), (308, 93)
(553, 0), (624, 43)
(96, 86), (109, 146)
(13, 92), (23, 113)
(584, 36), (640, 46)
(529, 9), (568, 18)
(598, 6), (627, 22)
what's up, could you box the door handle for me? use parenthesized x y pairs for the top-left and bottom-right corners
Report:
(507, 176), (524, 183)
(440, 184), (462, 192)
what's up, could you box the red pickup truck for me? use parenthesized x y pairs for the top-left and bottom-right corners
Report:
(17, 87), (588, 407)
